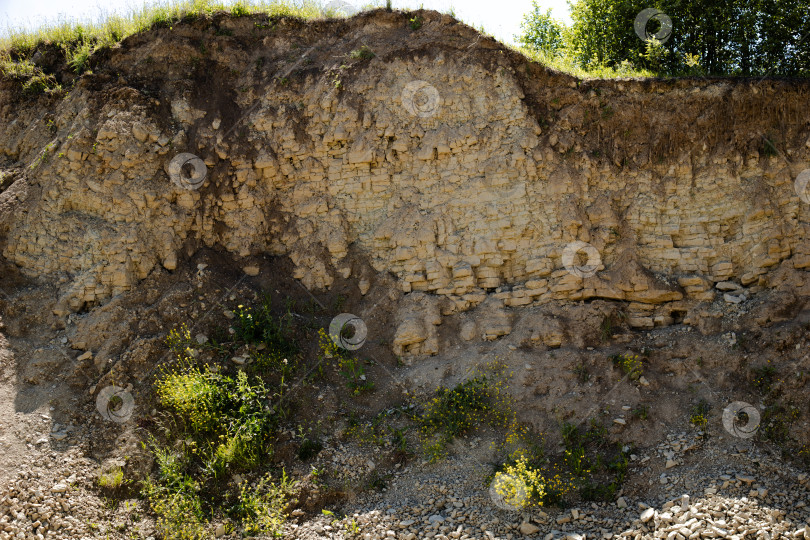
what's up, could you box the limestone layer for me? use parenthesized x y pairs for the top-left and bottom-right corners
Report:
(0, 10), (809, 330)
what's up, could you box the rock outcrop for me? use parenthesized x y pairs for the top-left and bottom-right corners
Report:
(1, 9), (809, 357)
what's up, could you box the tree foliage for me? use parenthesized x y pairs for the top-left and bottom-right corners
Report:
(516, 0), (810, 77)
(516, 2), (566, 56)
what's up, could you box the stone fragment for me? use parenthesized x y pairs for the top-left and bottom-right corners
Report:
(715, 281), (742, 291)
(519, 522), (540, 535)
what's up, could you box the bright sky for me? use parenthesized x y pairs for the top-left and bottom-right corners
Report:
(0, 0), (574, 45)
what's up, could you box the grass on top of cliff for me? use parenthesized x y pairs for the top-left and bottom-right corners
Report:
(1, 0), (659, 96)
(0, 0), (333, 93)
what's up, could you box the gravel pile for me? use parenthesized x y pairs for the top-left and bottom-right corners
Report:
(287, 431), (810, 540)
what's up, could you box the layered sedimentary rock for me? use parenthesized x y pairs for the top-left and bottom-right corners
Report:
(0, 10), (808, 346)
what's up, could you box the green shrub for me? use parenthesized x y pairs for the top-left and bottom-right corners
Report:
(146, 352), (290, 536)
(142, 441), (206, 540)
(558, 420), (629, 503)
(751, 364), (777, 394)
(235, 471), (295, 537)
(689, 400), (710, 427)
(232, 295), (298, 358)
(760, 402), (799, 444)
(419, 362), (516, 461)
(349, 45), (374, 60)
(610, 353), (643, 381)
(491, 454), (547, 509)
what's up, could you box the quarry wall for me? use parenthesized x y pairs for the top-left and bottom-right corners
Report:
(1, 10), (809, 354)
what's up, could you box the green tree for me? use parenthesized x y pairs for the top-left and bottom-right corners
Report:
(515, 2), (566, 56)
(562, 0), (810, 77)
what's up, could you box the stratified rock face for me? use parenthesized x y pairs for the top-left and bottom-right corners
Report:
(0, 10), (809, 328)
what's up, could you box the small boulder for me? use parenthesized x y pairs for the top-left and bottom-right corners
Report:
(519, 522), (540, 535)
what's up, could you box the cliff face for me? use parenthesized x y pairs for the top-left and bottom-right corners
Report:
(1, 12), (810, 537)
(1, 9), (809, 343)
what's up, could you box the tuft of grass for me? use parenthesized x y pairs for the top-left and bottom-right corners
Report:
(631, 404), (649, 420)
(349, 45), (374, 60)
(751, 364), (777, 394)
(147, 355), (291, 537)
(760, 134), (779, 157)
(231, 294), (299, 358)
(97, 467), (125, 490)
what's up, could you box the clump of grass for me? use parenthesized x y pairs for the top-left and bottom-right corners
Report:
(231, 294), (299, 357)
(760, 133), (779, 157)
(316, 327), (373, 394)
(409, 16), (422, 31)
(760, 402), (800, 444)
(0, 52), (61, 95)
(751, 363), (778, 394)
(349, 45), (374, 60)
(97, 467), (125, 490)
(559, 420), (630, 502)
(141, 442), (207, 540)
(345, 406), (415, 454)
(234, 471), (295, 537)
(631, 404), (649, 420)
(599, 314), (613, 341)
(146, 349), (292, 536)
